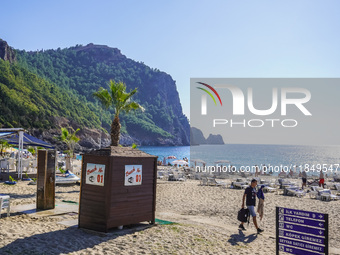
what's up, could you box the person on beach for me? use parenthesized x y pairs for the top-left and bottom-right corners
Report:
(255, 165), (259, 177)
(302, 169), (307, 189)
(257, 185), (265, 220)
(319, 171), (325, 188)
(239, 179), (264, 234)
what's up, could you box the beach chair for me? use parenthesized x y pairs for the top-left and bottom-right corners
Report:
(0, 195), (10, 218)
(172, 171), (185, 181)
(207, 177), (227, 187)
(232, 179), (248, 189)
(200, 176), (208, 186)
(157, 171), (164, 180)
(283, 185), (299, 196)
(21, 159), (31, 173)
(309, 186), (322, 199)
(31, 159), (37, 172)
(7, 158), (16, 171)
(334, 184), (340, 196)
(263, 186), (277, 193)
(0, 159), (9, 174)
(319, 189), (339, 201)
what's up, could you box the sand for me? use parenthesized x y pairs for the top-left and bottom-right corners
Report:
(1, 176), (340, 254)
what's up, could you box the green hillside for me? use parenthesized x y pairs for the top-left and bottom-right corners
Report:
(15, 43), (189, 145)
(0, 59), (100, 130)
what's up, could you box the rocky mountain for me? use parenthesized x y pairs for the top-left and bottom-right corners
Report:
(190, 127), (206, 145)
(190, 127), (224, 145)
(0, 39), (16, 63)
(0, 39), (190, 150)
(206, 134), (224, 145)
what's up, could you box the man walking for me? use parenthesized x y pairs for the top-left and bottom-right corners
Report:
(302, 169), (307, 189)
(319, 171), (325, 188)
(239, 179), (264, 234)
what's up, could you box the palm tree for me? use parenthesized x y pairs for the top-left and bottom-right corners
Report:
(58, 127), (80, 171)
(93, 80), (144, 146)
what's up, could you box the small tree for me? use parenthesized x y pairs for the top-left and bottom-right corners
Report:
(0, 139), (12, 158)
(57, 127), (80, 171)
(93, 80), (144, 146)
(27, 146), (36, 157)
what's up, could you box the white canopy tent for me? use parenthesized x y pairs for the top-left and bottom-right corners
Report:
(0, 128), (24, 179)
(0, 128), (53, 179)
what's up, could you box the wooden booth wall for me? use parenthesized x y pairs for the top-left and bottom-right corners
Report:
(79, 153), (157, 232)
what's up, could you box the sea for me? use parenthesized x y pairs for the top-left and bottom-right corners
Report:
(139, 144), (340, 176)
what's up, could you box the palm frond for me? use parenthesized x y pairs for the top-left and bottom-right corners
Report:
(93, 88), (112, 109)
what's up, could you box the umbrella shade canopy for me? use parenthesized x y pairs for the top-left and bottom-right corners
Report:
(166, 155), (177, 159)
(171, 160), (188, 165)
(190, 159), (206, 164)
(215, 160), (231, 164)
(0, 132), (54, 148)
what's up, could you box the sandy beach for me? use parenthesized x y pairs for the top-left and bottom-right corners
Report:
(1, 174), (340, 255)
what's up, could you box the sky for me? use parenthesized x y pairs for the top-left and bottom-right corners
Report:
(2, 0), (340, 120)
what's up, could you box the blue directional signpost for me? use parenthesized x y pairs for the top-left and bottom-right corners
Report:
(276, 207), (328, 255)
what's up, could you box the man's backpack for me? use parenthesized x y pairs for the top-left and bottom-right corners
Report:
(237, 208), (250, 223)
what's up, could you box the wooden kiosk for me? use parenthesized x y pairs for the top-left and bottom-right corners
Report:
(78, 146), (157, 232)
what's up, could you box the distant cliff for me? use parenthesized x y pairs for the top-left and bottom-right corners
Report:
(190, 127), (224, 145)
(206, 134), (224, 144)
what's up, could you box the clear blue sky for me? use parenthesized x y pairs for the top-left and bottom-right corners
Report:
(2, 0), (340, 118)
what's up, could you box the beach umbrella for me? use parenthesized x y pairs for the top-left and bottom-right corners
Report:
(190, 159), (206, 164)
(166, 155), (177, 159)
(171, 159), (188, 165)
(215, 160), (230, 164)
(190, 159), (206, 167)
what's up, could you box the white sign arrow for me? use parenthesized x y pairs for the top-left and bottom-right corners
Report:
(319, 214), (323, 219)
(319, 223), (323, 227)
(319, 230), (323, 235)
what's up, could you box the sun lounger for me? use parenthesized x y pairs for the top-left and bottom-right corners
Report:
(200, 176), (208, 185)
(207, 177), (227, 187)
(231, 181), (248, 189)
(288, 189), (306, 198)
(309, 186), (323, 199)
(172, 171), (186, 181)
(0, 195), (10, 218)
(283, 185), (303, 197)
(157, 171), (165, 180)
(318, 189), (339, 201)
(335, 184), (340, 195)
(56, 170), (80, 184)
(263, 186), (277, 193)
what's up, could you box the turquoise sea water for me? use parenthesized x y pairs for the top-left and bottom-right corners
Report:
(139, 146), (190, 163)
(140, 144), (340, 176)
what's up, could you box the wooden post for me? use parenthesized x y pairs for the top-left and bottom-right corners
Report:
(37, 150), (56, 210)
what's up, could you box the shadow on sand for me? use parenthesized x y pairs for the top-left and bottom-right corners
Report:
(227, 230), (258, 246)
(0, 223), (152, 255)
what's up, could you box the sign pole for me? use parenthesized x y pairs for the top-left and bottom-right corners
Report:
(276, 207), (279, 255)
(324, 214), (329, 255)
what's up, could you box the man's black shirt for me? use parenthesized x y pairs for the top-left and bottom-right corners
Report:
(244, 186), (256, 206)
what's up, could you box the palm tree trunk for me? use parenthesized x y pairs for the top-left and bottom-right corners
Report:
(66, 155), (72, 171)
(111, 115), (121, 146)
